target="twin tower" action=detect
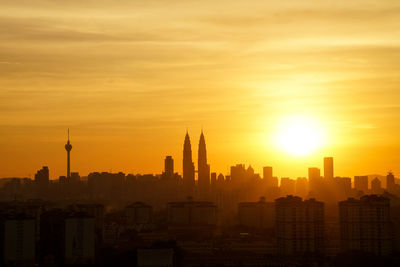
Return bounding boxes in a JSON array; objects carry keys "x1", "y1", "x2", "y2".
[{"x1": 183, "y1": 131, "x2": 210, "y2": 199}]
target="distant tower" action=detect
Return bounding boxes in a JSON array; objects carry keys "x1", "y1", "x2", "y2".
[
  {"x1": 164, "y1": 156, "x2": 174, "y2": 178},
  {"x1": 183, "y1": 131, "x2": 195, "y2": 197},
  {"x1": 65, "y1": 129, "x2": 72, "y2": 179},
  {"x1": 324, "y1": 157, "x2": 334, "y2": 180},
  {"x1": 387, "y1": 172, "x2": 395, "y2": 192},
  {"x1": 198, "y1": 130, "x2": 210, "y2": 200}
]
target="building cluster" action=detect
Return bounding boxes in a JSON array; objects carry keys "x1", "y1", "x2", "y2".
[
  {"x1": 1, "y1": 193, "x2": 400, "y2": 266},
  {"x1": 1, "y1": 131, "x2": 400, "y2": 265}
]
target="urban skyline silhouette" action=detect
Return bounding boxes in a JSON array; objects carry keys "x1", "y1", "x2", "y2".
[{"x1": 1, "y1": 0, "x2": 400, "y2": 266}]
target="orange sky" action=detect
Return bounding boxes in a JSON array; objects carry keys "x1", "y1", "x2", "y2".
[{"x1": 1, "y1": 0, "x2": 400, "y2": 179}]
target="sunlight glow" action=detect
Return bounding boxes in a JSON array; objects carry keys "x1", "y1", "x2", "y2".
[{"x1": 274, "y1": 115, "x2": 324, "y2": 157}]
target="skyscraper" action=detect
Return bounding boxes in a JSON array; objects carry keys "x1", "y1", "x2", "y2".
[
  {"x1": 324, "y1": 157, "x2": 334, "y2": 180},
  {"x1": 263, "y1": 166, "x2": 273, "y2": 187},
  {"x1": 308, "y1": 167, "x2": 321, "y2": 192},
  {"x1": 65, "y1": 129, "x2": 72, "y2": 179},
  {"x1": 339, "y1": 195, "x2": 392, "y2": 255},
  {"x1": 164, "y1": 156, "x2": 174, "y2": 178},
  {"x1": 387, "y1": 172, "x2": 395, "y2": 192},
  {"x1": 183, "y1": 131, "x2": 195, "y2": 197},
  {"x1": 198, "y1": 131, "x2": 210, "y2": 200},
  {"x1": 275, "y1": 196, "x2": 324, "y2": 255}
]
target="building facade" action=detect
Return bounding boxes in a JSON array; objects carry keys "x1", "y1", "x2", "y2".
[{"x1": 275, "y1": 195, "x2": 324, "y2": 255}]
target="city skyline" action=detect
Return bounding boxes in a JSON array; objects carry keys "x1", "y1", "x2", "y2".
[
  {"x1": 2, "y1": 0, "x2": 400, "y2": 179},
  {"x1": 3, "y1": 129, "x2": 398, "y2": 183},
  {"x1": 2, "y1": 1, "x2": 400, "y2": 266}
]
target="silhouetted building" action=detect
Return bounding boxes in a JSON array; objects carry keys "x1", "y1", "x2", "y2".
[
  {"x1": 331, "y1": 177, "x2": 352, "y2": 200},
  {"x1": 339, "y1": 195, "x2": 393, "y2": 255},
  {"x1": 0, "y1": 213, "x2": 35, "y2": 266},
  {"x1": 183, "y1": 132, "x2": 195, "y2": 197},
  {"x1": 324, "y1": 157, "x2": 334, "y2": 180},
  {"x1": 387, "y1": 172, "x2": 396, "y2": 193},
  {"x1": 198, "y1": 131, "x2": 210, "y2": 200},
  {"x1": 65, "y1": 129, "x2": 72, "y2": 179},
  {"x1": 371, "y1": 177, "x2": 383, "y2": 194},
  {"x1": 67, "y1": 203, "x2": 104, "y2": 241},
  {"x1": 238, "y1": 197, "x2": 274, "y2": 229},
  {"x1": 164, "y1": 156, "x2": 174, "y2": 179},
  {"x1": 167, "y1": 198, "x2": 217, "y2": 237},
  {"x1": 263, "y1": 166, "x2": 274, "y2": 187},
  {"x1": 34, "y1": 166, "x2": 49, "y2": 185},
  {"x1": 275, "y1": 196, "x2": 324, "y2": 255},
  {"x1": 125, "y1": 202, "x2": 153, "y2": 231},
  {"x1": 40, "y1": 210, "x2": 95, "y2": 265},
  {"x1": 231, "y1": 164, "x2": 246, "y2": 187},
  {"x1": 354, "y1": 175, "x2": 368, "y2": 193},
  {"x1": 70, "y1": 172, "x2": 80, "y2": 182},
  {"x1": 308, "y1": 167, "x2": 321, "y2": 193}
]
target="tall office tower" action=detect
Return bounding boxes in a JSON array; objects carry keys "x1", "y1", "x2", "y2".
[
  {"x1": 308, "y1": 167, "x2": 321, "y2": 192},
  {"x1": 198, "y1": 131, "x2": 210, "y2": 200},
  {"x1": 324, "y1": 157, "x2": 334, "y2": 180},
  {"x1": 263, "y1": 166, "x2": 273, "y2": 187},
  {"x1": 371, "y1": 177, "x2": 383, "y2": 194},
  {"x1": 65, "y1": 129, "x2": 72, "y2": 179},
  {"x1": 164, "y1": 156, "x2": 174, "y2": 178},
  {"x1": 387, "y1": 172, "x2": 396, "y2": 192},
  {"x1": 339, "y1": 195, "x2": 392, "y2": 255},
  {"x1": 275, "y1": 196, "x2": 324, "y2": 255},
  {"x1": 0, "y1": 213, "x2": 35, "y2": 265},
  {"x1": 354, "y1": 175, "x2": 369, "y2": 193},
  {"x1": 230, "y1": 164, "x2": 246, "y2": 186},
  {"x1": 183, "y1": 132, "x2": 195, "y2": 197},
  {"x1": 35, "y1": 166, "x2": 49, "y2": 185}
]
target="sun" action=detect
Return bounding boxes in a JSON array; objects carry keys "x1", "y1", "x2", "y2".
[{"x1": 274, "y1": 115, "x2": 324, "y2": 157}]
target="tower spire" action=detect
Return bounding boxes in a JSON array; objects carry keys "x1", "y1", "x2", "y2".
[{"x1": 65, "y1": 129, "x2": 72, "y2": 179}]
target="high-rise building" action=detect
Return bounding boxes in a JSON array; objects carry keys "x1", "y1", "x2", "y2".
[
  {"x1": 125, "y1": 202, "x2": 153, "y2": 231},
  {"x1": 238, "y1": 197, "x2": 275, "y2": 229},
  {"x1": 275, "y1": 196, "x2": 324, "y2": 255},
  {"x1": 65, "y1": 129, "x2": 72, "y2": 179},
  {"x1": 183, "y1": 132, "x2": 195, "y2": 197},
  {"x1": 164, "y1": 156, "x2": 174, "y2": 179},
  {"x1": 308, "y1": 167, "x2": 321, "y2": 192},
  {"x1": 167, "y1": 198, "x2": 217, "y2": 237},
  {"x1": 354, "y1": 175, "x2": 369, "y2": 193},
  {"x1": 230, "y1": 164, "x2": 246, "y2": 187},
  {"x1": 324, "y1": 157, "x2": 334, "y2": 180},
  {"x1": 34, "y1": 166, "x2": 49, "y2": 185},
  {"x1": 371, "y1": 177, "x2": 383, "y2": 194},
  {"x1": 387, "y1": 172, "x2": 396, "y2": 192},
  {"x1": 40, "y1": 210, "x2": 95, "y2": 265},
  {"x1": 0, "y1": 213, "x2": 35, "y2": 266},
  {"x1": 198, "y1": 131, "x2": 210, "y2": 200},
  {"x1": 339, "y1": 195, "x2": 393, "y2": 255},
  {"x1": 263, "y1": 166, "x2": 274, "y2": 187}
]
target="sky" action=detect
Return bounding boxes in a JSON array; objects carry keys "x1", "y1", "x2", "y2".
[{"x1": 1, "y1": 0, "x2": 400, "y2": 179}]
